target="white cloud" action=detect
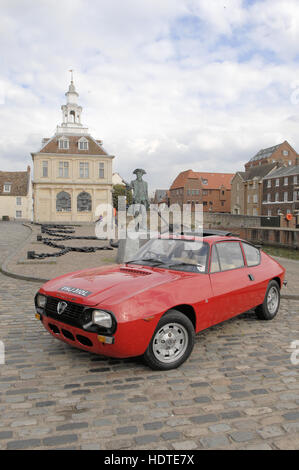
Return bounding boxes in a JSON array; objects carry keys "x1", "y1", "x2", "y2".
[
  {"x1": 187, "y1": 0, "x2": 247, "y2": 36},
  {"x1": 247, "y1": 0, "x2": 299, "y2": 60}
]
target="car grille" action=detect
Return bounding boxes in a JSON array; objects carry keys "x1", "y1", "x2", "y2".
[
  {"x1": 119, "y1": 267, "x2": 151, "y2": 275},
  {"x1": 45, "y1": 296, "x2": 85, "y2": 327}
]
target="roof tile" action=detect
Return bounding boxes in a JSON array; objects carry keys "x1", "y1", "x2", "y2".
[
  {"x1": 170, "y1": 170, "x2": 234, "y2": 190},
  {"x1": 0, "y1": 168, "x2": 30, "y2": 196},
  {"x1": 39, "y1": 135, "x2": 108, "y2": 156}
]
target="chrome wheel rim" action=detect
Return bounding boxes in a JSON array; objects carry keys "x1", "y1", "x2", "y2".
[
  {"x1": 152, "y1": 322, "x2": 188, "y2": 364},
  {"x1": 267, "y1": 286, "x2": 279, "y2": 314}
]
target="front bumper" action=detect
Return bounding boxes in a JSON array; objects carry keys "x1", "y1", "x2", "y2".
[
  {"x1": 36, "y1": 312, "x2": 157, "y2": 359},
  {"x1": 38, "y1": 314, "x2": 123, "y2": 357}
]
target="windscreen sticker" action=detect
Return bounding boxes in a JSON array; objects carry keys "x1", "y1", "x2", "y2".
[
  {"x1": 196, "y1": 265, "x2": 205, "y2": 272},
  {"x1": 59, "y1": 286, "x2": 92, "y2": 297}
]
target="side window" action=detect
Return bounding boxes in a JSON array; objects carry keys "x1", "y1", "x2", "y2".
[
  {"x1": 216, "y1": 242, "x2": 244, "y2": 271},
  {"x1": 210, "y1": 245, "x2": 221, "y2": 273},
  {"x1": 242, "y1": 243, "x2": 260, "y2": 267}
]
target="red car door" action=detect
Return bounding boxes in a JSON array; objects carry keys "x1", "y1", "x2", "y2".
[
  {"x1": 241, "y1": 242, "x2": 268, "y2": 310},
  {"x1": 209, "y1": 241, "x2": 251, "y2": 325}
]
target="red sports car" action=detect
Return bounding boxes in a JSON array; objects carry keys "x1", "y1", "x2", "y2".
[{"x1": 34, "y1": 234, "x2": 285, "y2": 370}]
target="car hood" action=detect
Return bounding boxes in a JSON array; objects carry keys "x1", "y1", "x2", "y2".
[{"x1": 41, "y1": 264, "x2": 184, "y2": 306}]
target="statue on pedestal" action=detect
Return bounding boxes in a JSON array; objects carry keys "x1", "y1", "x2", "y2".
[
  {"x1": 125, "y1": 169, "x2": 149, "y2": 231},
  {"x1": 126, "y1": 168, "x2": 149, "y2": 209}
]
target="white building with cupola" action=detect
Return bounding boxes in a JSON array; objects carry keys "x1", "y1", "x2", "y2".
[{"x1": 32, "y1": 77, "x2": 114, "y2": 223}]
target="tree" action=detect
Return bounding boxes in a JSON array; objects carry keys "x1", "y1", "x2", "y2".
[{"x1": 112, "y1": 184, "x2": 132, "y2": 209}]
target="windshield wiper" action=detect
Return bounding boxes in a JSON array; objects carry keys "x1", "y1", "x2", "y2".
[
  {"x1": 126, "y1": 258, "x2": 166, "y2": 266},
  {"x1": 167, "y1": 262, "x2": 205, "y2": 270}
]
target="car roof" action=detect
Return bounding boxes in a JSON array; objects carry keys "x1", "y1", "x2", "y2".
[
  {"x1": 189, "y1": 235, "x2": 242, "y2": 245},
  {"x1": 185, "y1": 229, "x2": 235, "y2": 237},
  {"x1": 160, "y1": 234, "x2": 243, "y2": 245}
]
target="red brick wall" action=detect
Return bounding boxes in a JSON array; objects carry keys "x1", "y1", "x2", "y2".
[{"x1": 245, "y1": 142, "x2": 298, "y2": 171}]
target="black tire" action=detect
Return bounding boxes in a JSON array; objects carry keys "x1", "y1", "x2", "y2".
[
  {"x1": 143, "y1": 310, "x2": 195, "y2": 370},
  {"x1": 256, "y1": 280, "x2": 280, "y2": 320}
]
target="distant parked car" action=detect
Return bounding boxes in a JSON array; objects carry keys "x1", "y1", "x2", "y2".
[{"x1": 34, "y1": 233, "x2": 285, "y2": 370}]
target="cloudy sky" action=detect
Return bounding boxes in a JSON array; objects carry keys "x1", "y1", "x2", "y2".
[{"x1": 1, "y1": 0, "x2": 299, "y2": 191}]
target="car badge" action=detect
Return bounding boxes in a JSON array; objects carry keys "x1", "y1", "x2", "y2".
[{"x1": 57, "y1": 301, "x2": 68, "y2": 315}]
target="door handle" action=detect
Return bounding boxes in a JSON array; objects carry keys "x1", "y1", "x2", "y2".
[{"x1": 248, "y1": 274, "x2": 254, "y2": 281}]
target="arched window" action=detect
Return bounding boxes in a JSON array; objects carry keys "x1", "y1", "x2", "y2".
[
  {"x1": 70, "y1": 110, "x2": 75, "y2": 123},
  {"x1": 56, "y1": 191, "x2": 71, "y2": 212},
  {"x1": 77, "y1": 192, "x2": 91, "y2": 212}
]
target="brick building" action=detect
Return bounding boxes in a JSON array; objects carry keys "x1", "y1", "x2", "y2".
[
  {"x1": 153, "y1": 189, "x2": 169, "y2": 206},
  {"x1": 245, "y1": 140, "x2": 298, "y2": 171},
  {"x1": 231, "y1": 162, "x2": 278, "y2": 216},
  {"x1": 261, "y1": 165, "x2": 299, "y2": 217},
  {"x1": 169, "y1": 170, "x2": 233, "y2": 212}
]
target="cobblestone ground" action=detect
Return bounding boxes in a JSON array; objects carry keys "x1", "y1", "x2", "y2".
[
  {"x1": 5, "y1": 223, "x2": 117, "y2": 281},
  {"x1": 0, "y1": 223, "x2": 299, "y2": 450}
]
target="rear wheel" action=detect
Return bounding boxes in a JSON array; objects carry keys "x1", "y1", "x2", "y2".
[
  {"x1": 256, "y1": 280, "x2": 280, "y2": 320},
  {"x1": 143, "y1": 310, "x2": 195, "y2": 370}
]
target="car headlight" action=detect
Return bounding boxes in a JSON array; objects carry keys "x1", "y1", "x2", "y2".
[
  {"x1": 36, "y1": 294, "x2": 47, "y2": 308},
  {"x1": 92, "y1": 310, "x2": 112, "y2": 328}
]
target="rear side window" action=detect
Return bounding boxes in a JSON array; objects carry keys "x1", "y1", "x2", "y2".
[
  {"x1": 213, "y1": 242, "x2": 245, "y2": 271},
  {"x1": 242, "y1": 243, "x2": 260, "y2": 267},
  {"x1": 210, "y1": 245, "x2": 221, "y2": 273}
]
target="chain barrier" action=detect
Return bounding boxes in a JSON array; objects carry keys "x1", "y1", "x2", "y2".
[{"x1": 28, "y1": 224, "x2": 114, "y2": 259}]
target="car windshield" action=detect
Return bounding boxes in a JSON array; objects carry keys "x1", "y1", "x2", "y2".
[{"x1": 127, "y1": 238, "x2": 209, "y2": 273}]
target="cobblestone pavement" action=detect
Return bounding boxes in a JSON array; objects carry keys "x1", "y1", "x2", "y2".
[
  {"x1": 0, "y1": 222, "x2": 30, "y2": 265},
  {"x1": 4, "y1": 223, "x2": 117, "y2": 281},
  {"x1": 274, "y1": 256, "x2": 299, "y2": 297},
  {"x1": 0, "y1": 223, "x2": 299, "y2": 450}
]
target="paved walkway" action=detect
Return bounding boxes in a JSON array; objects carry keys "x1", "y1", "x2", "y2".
[
  {"x1": 273, "y1": 257, "x2": 299, "y2": 298},
  {"x1": 2, "y1": 223, "x2": 117, "y2": 282},
  {"x1": 0, "y1": 222, "x2": 30, "y2": 264},
  {"x1": 0, "y1": 222, "x2": 299, "y2": 450}
]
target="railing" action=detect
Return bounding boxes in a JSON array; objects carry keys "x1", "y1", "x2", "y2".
[{"x1": 260, "y1": 216, "x2": 280, "y2": 227}]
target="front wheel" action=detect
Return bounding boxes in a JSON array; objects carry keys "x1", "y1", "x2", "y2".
[
  {"x1": 143, "y1": 310, "x2": 195, "y2": 370},
  {"x1": 256, "y1": 280, "x2": 280, "y2": 320}
]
